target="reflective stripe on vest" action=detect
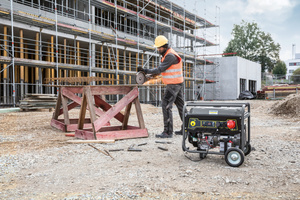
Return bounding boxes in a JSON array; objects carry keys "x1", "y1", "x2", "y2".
[{"x1": 161, "y1": 48, "x2": 183, "y2": 85}]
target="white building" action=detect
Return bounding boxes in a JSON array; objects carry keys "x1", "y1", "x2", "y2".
[
  {"x1": 285, "y1": 53, "x2": 300, "y2": 79},
  {"x1": 205, "y1": 56, "x2": 262, "y2": 100}
]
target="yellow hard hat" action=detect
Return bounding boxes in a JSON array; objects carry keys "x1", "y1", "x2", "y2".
[{"x1": 153, "y1": 35, "x2": 168, "y2": 47}]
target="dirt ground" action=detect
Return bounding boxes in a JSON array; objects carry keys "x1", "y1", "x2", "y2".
[{"x1": 0, "y1": 100, "x2": 299, "y2": 200}]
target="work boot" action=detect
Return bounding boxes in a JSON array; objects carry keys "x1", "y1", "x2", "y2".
[
  {"x1": 175, "y1": 129, "x2": 183, "y2": 135},
  {"x1": 155, "y1": 132, "x2": 173, "y2": 138}
]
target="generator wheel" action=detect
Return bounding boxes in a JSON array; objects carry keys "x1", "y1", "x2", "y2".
[
  {"x1": 225, "y1": 148, "x2": 244, "y2": 167},
  {"x1": 244, "y1": 143, "x2": 252, "y2": 156},
  {"x1": 199, "y1": 153, "x2": 207, "y2": 159}
]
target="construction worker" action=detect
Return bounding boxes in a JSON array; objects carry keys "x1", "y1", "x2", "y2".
[{"x1": 138, "y1": 35, "x2": 184, "y2": 138}]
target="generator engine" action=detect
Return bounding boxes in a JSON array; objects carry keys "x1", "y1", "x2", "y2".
[{"x1": 182, "y1": 102, "x2": 251, "y2": 167}]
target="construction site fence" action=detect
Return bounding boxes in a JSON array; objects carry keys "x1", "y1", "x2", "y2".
[{"x1": 262, "y1": 73, "x2": 300, "y2": 86}]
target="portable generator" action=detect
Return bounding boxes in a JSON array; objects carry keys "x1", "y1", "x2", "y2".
[{"x1": 182, "y1": 102, "x2": 251, "y2": 167}]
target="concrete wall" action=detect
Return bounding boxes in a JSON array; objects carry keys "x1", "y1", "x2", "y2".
[{"x1": 206, "y1": 56, "x2": 261, "y2": 100}]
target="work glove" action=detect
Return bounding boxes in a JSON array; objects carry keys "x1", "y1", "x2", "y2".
[{"x1": 138, "y1": 67, "x2": 148, "y2": 74}]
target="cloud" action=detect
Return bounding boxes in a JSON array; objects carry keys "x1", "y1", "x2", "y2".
[
  {"x1": 245, "y1": 0, "x2": 293, "y2": 14},
  {"x1": 244, "y1": 0, "x2": 298, "y2": 22}
]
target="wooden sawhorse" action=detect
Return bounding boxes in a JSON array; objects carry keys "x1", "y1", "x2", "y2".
[
  {"x1": 75, "y1": 86, "x2": 148, "y2": 140},
  {"x1": 51, "y1": 86, "x2": 110, "y2": 132}
]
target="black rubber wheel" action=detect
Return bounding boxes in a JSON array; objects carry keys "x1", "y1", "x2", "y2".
[
  {"x1": 199, "y1": 153, "x2": 207, "y2": 159},
  {"x1": 244, "y1": 143, "x2": 252, "y2": 156},
  {"x1": 225, "y1": 148, "x2": 244, "y2": 167}
]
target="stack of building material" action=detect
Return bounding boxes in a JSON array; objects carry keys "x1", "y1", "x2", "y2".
[
  {"x1": 263, "y1": 84, "x2": 300, "y2": 99},
  {"x1": 20, "y1": 94, "x2": 57, "y2": 111}
]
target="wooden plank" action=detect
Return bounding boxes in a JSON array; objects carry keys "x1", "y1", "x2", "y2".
[
  {"x1": 124, "y1": 49, "x2": 126, "y2": 84},
  {"x1": 64, "y1": 39, "x2": 67, "y2": 77},
  {"x1": 108, "y1": 47, "x2": 111, "y2": 84},
  {"x1": 265, "y1": 90, "x2": 298, "y2": 94},
  {"x1": 129, "y1": 51, "x2": 131, "y2": 84},
  {"x1": 117, "y1": 48, "x2": 119, "y2": 85},
  {"x1": 51, "y1": 36, "x2": 55, "y2": 80},
  {"x1": 84, "y1": 87, "x2": 97, "y2": 139},
  {"x1": 93, "y1": 87, "x2": 139, "y2": 132},
  {"x1": 62, "y1": 87, "x2": 108, "y2": 117},
  {"x1": 78, "y1": 90, "x2": 88, "y2": 130},
  {"x1": 65, "y1": 87, "x2": 84, "y2": 94},
  {"x1": 20, "y1": 29, "x2": 24, "y2": 81},
  {"x1": 94, "y1": 95, "x2": 124, "y2": 123},
  {"x1": 77, "y1": 41, "x2": 81, "y2": 77},
  {"x1": 134, "y1": 97, "x2": 145, "y2": 129},
  {"x1": 122, "y1": 102, "x2": 132, "y2": 130},
  {"x1": 53, "y1": 88, "x2": 62, "y2": 119},
  {"x1": 58, "y1": 101, "x2": 79, "y2": 115},
  {"x1": 3, "y1": 26, "x2": 8, "y2": 79},
  {"x1": 51, "y1": 119, "x2": 66, "y2": 132},
  {"x1": 61, "y1": 93, "x2": 70, "y2": 125},
  {"x1": 89, "y1": 85, "x2": 132, "y2": 95},
  {"x1": 66, "y1": 140, "x2": 115, "y2": 144},
  {"x1": 75, "y1": 128, "x2": 148, "y2": 140},
  {"x1": 67, "y1": 123, "x2": 92, "y2": 132},
  {"x1": 101, "y1": 44, "x2": 103, "y2": 84}
]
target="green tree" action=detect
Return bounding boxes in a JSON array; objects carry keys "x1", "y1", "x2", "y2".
[
  {"x1": 291, "y1": 68, "x2": 300, "y2": 83},
  {"x1": 273, "y1": 60, "x2": 287, "y2": 76},
  {"x1": 224, "y1": 20, "x2": 280, "y2": 72}
]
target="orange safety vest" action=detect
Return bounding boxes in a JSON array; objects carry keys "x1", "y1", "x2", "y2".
[{"x1": 161, "y1": 48, "x2": 184, "y2": 85}]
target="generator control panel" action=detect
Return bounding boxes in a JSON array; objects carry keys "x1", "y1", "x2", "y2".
[{"x1": 187, "y1": 118, "x2": 239, "y2": 134}]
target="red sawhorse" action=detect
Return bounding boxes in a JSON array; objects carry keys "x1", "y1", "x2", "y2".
[
  {"x1": 51, "y1": 86, "x2": 110, "y2": 132},
  {"x1": 75, "y1": 86, "x2": 148, "y2": 140}
]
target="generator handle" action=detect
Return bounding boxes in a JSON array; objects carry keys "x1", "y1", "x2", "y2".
[{"x1": 185, "y1": 101, "x2": 250, "y2": 108}]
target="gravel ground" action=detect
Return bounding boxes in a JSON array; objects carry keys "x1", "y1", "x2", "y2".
[{"x1": 0, "y1": 100, "x2": 299, "y2": 200}]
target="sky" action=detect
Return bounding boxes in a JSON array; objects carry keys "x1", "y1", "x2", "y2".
[{"x1": 171, "y1": 0, "x2": 300, "y2": 61}]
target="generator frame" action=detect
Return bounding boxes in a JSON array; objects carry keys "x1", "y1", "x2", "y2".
[{"x1": 182, "y1": 102, "x2": 251, "y2": 167}]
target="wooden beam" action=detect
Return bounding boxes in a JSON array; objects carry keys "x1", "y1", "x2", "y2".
[
  {"x1": 59, "y1": 46, "x2": 62, "y2": 78},
  {"x1": 124, "y1": 49, "x2": 126, "y2": 84},
  {"x1": 134, "y1": 97, "x2": 145, "y2": 129},
  {"x1": 51, "y1": 36, "x2": 54, "y2": 79},
  {"x1": 78, "y1": 90, "x2": 88, "y2": 130},
  {"x1": 61, "y1": 87, "x2": 108, "y2": 118},
  {"x1": 24, "y1": 45, "x2": 29, "y2": 83},
  {"x1": 3, "y1": 26, "x2": 7, "y2": 79},
  {"x1": 35, "y1": 32, "x2": 39, "y2": 81},
  {"x1": 93, "y1": 87, "x2": 139, "y2": 132},
  {"x1": 122, "y1": 102, "x2": 132, "y2": 130},
  {"x1": 46, "y1": 44, "x2": 50, "y2": 80},
  {"x1": 85, "y1": 87, "x2": 97, "y2": 138},
  {"x1": 76, "y1": 127, "x2": 148, "y2": 140},
  {"x1": 77, "y1": 41, "x2": 81, "y2": 77},
  {"x1": 94, "y1": 95, "x2": 124, "y2": 123},
  {"x1": 100, "y1": 44, "x2": 103, "y2": 84},
  {"x1": 64, "y1": 39, "x2": 67, "y2": 77},
  {"x1": 108, "y1": 47, "x2": 111, "y2": 84},
  {"x1": 61, "y1": 92, "x2": 70, "y2": 125},
  {"x1": 20, "y1": 29, "x2": 24, "y2": 81},
  {"x1": 53, "y1": 88, "x2": 62, "y2": 120},
  {"x1": 136, "y1": 52, "x2": 138, "y2": 72},
  {"x1": 129, "y1": 51, "x2": 131, "y2": 84},
  {"x1": 58, "y1": 101, "x2": 79, "y2": 116},
  {"x1": 117, "y1": 48, "x2": 119, "y2": 85},
  {"x1": 89, "y1": 86, "x2": 132, "y2": 95}
]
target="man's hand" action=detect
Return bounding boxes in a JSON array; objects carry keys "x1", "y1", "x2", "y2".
[{"x1": 138, "y1": 67, "x2": 148, "y2": 74}]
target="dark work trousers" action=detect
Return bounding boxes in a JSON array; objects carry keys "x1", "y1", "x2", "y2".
[{"x1": 162, "y1": 83, "x2": 184, "y2": 134}]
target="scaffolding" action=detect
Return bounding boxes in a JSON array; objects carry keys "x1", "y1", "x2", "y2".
[{"x1": 0, "y1": 0, "x2": 219, "y2": 107}]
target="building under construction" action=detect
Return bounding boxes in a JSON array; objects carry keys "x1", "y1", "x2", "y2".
[{"x1": 0, "y1": 0, "x2": 219, "y2": 106}]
